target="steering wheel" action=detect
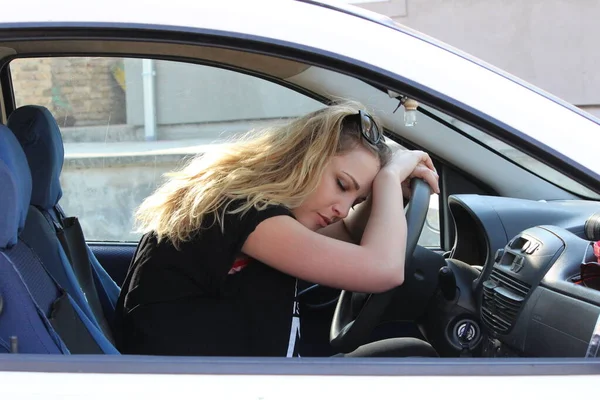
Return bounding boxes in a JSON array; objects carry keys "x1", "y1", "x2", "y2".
[{"x1": 330, "y1": 178, "x2": 431, "y2": 353}]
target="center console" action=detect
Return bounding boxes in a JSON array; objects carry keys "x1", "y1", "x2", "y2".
[{"x1": 477, "y1": 225, "x2": 600, "y2": 357}]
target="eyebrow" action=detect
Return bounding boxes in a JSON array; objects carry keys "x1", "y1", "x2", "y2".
[{"x1": 342, "y1": 171, "x2": 360, "y2": 191}]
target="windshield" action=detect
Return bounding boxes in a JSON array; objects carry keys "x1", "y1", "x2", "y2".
[{"x1": 420, "y1": 105, "x2": 600, "y2": 199}]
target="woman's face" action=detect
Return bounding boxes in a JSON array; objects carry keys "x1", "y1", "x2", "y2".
[{"x1": 292, "y1": 145, "x2": 380, "y2": 231}]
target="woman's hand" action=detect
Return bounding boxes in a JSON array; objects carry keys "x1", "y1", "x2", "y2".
[
  {"x1": 381, "y1": 150, "x2": 439, "y2": 195},
  {"x1": 401, "y1": 163, "x2": 440, "y2": 198}
]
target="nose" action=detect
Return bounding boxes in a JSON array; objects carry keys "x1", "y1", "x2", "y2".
[{"x1": 332, "y1": 201, "x2": 352, "y2": 220}]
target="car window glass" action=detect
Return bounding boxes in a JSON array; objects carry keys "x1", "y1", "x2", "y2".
[
  {"x1": 10, "y1": 56, "x2": 440, "y2": 248},
  {"x1": 421, "y1": 105, "x2": 598, "y2": 199},
  {"x1": 10, "y1": 57, "x2": 324, "y2": 241}
]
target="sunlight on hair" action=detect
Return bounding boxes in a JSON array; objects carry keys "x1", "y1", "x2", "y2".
[{"x1": 134, "y1": 100, "x2": 391, "y2": 248}]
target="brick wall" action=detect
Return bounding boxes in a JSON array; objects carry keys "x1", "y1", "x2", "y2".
[
  {"x1": 11, "y1": 57, "x2": 126, "y2": 127},
  {"x1": 11, "y1": 58, "x2": 53, "y2": 110}
]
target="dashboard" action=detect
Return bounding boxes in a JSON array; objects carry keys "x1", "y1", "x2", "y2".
[{"x1": 439, "y1": 195, "x2": 600, "y2": 357}]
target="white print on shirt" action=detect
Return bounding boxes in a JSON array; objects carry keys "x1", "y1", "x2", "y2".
[{"x1": 286, "y1": 280, "x2": 301, "y2": 358}]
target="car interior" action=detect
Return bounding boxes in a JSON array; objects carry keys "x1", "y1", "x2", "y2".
[{"x1": 0, "y1": 32, "x2": 599, "y2": 359}]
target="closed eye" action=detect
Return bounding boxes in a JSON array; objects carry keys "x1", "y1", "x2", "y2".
[{"x1": 337, "y1": 178, "x2": 347, "y2": 192}]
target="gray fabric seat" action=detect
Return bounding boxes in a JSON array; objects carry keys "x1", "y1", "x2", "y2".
[{"x1": 8, "y1": 105, "x2": 119, "y2": 343}]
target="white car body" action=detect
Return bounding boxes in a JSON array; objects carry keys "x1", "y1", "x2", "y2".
[
  {"x1": 5, "y1": 0, "x2": 598, "y2": 174},
  {"x1": 0, "y1": 0, "x2": 599, "y2": 397}
]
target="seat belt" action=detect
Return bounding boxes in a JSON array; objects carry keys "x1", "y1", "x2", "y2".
[
  {"x1": 60, "y1": 215, "x2": 115, "y2": 342},
  {"x1": 39, "y1": 208, "x2": 72, "y2": 265},
  {"x1": 55, "y1": 205, "x2": 116, "y2": 311},
  {"x1": 39, "y1": 205, "x2": 115, "y2": 342}
]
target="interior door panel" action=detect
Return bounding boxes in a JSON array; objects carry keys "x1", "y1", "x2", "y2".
[{"x1": 90, "y1": 243, "x2": 136, "y2": 287}]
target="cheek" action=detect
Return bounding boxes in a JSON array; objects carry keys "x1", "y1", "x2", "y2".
[
  {"x1": 294, "y1": 175, "x2": 338, "y2": 218},
  {"x1": 311, "y1": 178, "x2": 337, "y2": 208},
  {"x1": 293, "y1": 191, "x2": 319, "y2": 217}
]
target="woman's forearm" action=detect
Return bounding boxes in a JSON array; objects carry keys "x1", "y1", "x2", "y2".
[
  {"x1": 343, "y1": 181, "x2": 407, "y2": 244},
  {"x1": 360, "y1": 170, "x2": 407, "y2": 267}
]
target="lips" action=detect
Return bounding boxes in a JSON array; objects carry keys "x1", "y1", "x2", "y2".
[{"x1": 317, "y1": 213, "x2": 332, "y2": 228}]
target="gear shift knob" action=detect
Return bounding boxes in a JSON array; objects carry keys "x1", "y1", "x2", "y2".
[{"x1": 438, "y1": 266, "x2": 456, "y2": 301}]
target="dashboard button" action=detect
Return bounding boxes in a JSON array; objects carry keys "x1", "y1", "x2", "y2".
[
  {"x1": 494, "y1": 249, "x2": 504, "y2": 263},
  {"x1": 511, "y1": 255, "x2": 525, "y2": 273}
]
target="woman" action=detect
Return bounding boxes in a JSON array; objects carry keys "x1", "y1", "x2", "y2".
[{"x1": 114, "y1": 101, "x2": 439, "y2": 357}]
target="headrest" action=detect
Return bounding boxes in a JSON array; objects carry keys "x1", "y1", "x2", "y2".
[
  {"x1": 7, "y1": 105, "x2": 64, "y2": 210},
  {"x1": 0, "y1": 125, "x2": 33, "y2": 248}
]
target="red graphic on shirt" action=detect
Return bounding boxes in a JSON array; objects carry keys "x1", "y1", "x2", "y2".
[{"x1": 228, "y1": 256, "x2": 250, "y2": 275}]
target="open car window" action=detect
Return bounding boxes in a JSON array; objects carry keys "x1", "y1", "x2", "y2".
[
  {"x1": 10, "y1": 56, "x2": 442, "y2": 247},
  {"x1": 10, "y1": 57, "x2": 325, "y2": 241}
]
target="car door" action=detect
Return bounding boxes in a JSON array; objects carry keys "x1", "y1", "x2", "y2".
[
  {"x1": 9, "y1": 54, "x2": 452, "y2": 356},
  {"x1": 1, "y1": 0, "x2": 600, "y2": 390}
]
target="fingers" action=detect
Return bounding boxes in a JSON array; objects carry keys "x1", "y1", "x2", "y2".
[
  {"x1": 386, "y1": 150, "x2": 439, "y2": 193},
  {"x1": 410, "y1": 165, "x2": 440, "y2": 194},
  {"x1": 394, "y1": 150, "x2": 435, "y2": 173},
  {"x1": 424, "y1": 169, "x2": 440, "y2": 194},
  {"x1": 415, "y1": 151, "x2": 436, "y2": 173}
]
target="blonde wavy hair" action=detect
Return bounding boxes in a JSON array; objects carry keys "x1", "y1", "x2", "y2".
[{"x1": 135, "y1": 100, "x2": 391, "y2": 248}]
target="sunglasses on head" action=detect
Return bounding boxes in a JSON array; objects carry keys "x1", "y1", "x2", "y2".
[{"x1": 357, "y1": 110, "x2": 384, "y2": 146}]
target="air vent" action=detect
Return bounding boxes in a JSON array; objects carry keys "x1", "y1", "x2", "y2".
[{"x1": 481, "y1": 269, "x2": 531, "y2": 333}]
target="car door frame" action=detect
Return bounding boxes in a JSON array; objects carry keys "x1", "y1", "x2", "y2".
[{"x1": 0, "y1": 18, "x2": 599, "y2": 379}]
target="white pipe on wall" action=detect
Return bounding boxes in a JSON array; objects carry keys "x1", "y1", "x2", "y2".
[{"x1": 142, "y1": 59, "x2": 157, "y2": 141}]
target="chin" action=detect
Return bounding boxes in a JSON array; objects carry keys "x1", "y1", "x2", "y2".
[
  {"x1": 296, "y1": 215, "x2": 321, "y2": 231},
  {"x1": 303, "y1": 220, "x2": 320, "y2": 231}
]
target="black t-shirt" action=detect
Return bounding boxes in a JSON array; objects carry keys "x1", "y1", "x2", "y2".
[{"x1": 113, "y1": 202, "x2": 301, "y2": 357}]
